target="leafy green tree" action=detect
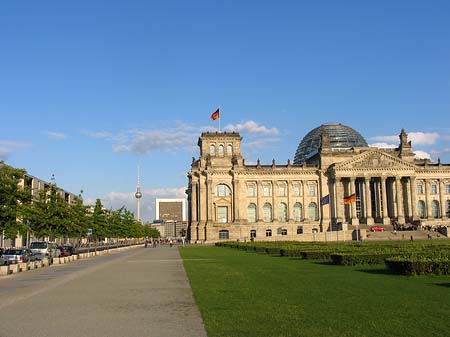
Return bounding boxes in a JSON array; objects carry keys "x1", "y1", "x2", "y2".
[
  {"x1": 28, "y1": 184, "x2": 73, "y2": 240},
  {"x1": 143, "y1": 224, "x2": 160, "y2": 238},
  {"x1": 0, "y1": 163, "x2": 32, "y2": 239},
  {"x1": 68, "y1": 194, "x2": 89, "y2": 238},
  {"x1": 91, "y1": 199, "x2": 108, "y2": 240}
]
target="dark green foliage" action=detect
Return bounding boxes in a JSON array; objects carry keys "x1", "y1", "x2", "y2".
[{"x1": 386, "y1": 256, "x2": 450, "y2": 275}]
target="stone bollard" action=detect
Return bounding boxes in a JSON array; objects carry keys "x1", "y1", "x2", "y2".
[
  {"x1": 53, "y1": 258, "x2": 60, "y2": 265},
  {"x1": 9, "y1": 264, "x2": 19, "y2": 274},
  {"x1": 42, "y1": 258, "x2": 49, "y2": 267},
  {"x1": 1, "y1": 265, "x2": 10, "y2": 276},
  {"x1": 29, "y1": 261, "x2": 36, "y2": 270},
  {"x1": 35, "y1": 260, "x2": 43, "y2": 268},
  {"x1": 19, "y1": 262, "x2": 28, "y2": 272}
]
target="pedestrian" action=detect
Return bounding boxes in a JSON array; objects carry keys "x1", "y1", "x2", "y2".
[{"x1": 145, "y1": 239, "x2": 148, "y2": 248}]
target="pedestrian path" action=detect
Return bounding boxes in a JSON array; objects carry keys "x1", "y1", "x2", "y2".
[{"x1": 0, "y1": 245, "x2": 208, "y2": 337}]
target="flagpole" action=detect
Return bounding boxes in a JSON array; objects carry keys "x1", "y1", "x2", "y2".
[{"x1": 218, "y1": 106, "x2": 221, "y2": 132}]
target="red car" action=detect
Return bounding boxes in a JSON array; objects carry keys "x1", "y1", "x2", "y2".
[{"x1": 370, "y1": 226, "x2": 384, "y2": 232}]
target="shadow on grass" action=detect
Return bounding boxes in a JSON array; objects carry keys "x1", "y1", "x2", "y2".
[
  {"x1": 435, "y1": 282, "x2": 450, "y2": 288},
  {"x1": 356, "y1": 268, "x2": 394, "y2": 275}
]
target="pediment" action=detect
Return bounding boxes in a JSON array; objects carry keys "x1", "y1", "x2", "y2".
[{"x1": 333, "y1": 150, "x2": 416, "y2": 172}]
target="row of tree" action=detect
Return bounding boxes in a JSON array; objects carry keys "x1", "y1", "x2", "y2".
[{"x1": 0, "y1": 163, "x2": 160, "y2": 243}]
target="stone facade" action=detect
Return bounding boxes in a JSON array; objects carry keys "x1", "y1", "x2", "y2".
[{"x1": 186, "y1": 128, "x2": 450, "y2": 243}]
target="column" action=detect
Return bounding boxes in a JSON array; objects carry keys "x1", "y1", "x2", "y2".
[
  {"x1": 257, "y1": 181, "x2": 263, "y2": 222},
  {"x1": 302, "y1": 181, "x2": 306, "y2": 221},
  {"x1": 335, "y1": 178, "x2": 344, "y2": 223},
  {"x1": 410, "y1": 177, "x2": 417, "y2": 221},
  {"x1": 197, "y1": 176, "x2": 206, "y2": 242},
  {"x1": 425, "y1": 180, "x2": 431, "y2": 219},
  {"x1": 396, "y1": 176, "x2": 405, "y2": 224},
  {"x1": 233, "y1": 178, "x2": 240, "y2": 223},
  {"x1": 350, "y1": 178, "x2": 359, "y2": 225},
  {"x1": 404, "y1": 177, "x2": 411, "y2": 221},
  {"x1": 191, "y1": 180, "x2": 198, "y2": 241},
  {"x1": 365, "y1": 177, "x2": 374, "y2": 225},
  {"x1": 439, "y1": 179, "x2": 446, "y2": 219},
  {"x1": 381, "y1": 176, "x2": 390, "y2": 225}
]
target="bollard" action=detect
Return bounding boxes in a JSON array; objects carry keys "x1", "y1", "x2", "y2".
[
  {"x1": 1, "y1": 265, "x2": 10, "y2": 276},
  {"x1": 19, "y1": 262, "x2": 28, "y2": 272}
]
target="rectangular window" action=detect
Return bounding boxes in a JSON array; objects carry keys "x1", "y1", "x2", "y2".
[
  {"x1": 265, "y1": 229, "x2": 272, "y2": 237},
  {"x1": 281, "y1": 229, "x2": 288, "y2": 235},
  {"x1": 417, "y1": 184, "x2": 423, "y2": 194},
  {"x1": 248, "y1": 185, "x2": 255, "y2": 197},
  {"x1": 297, "y1": 226, "x2": 303, "y2": 235},
  {"x1": 293, "y1": 185, "x2": 300, "y2": 196},
  {"x1": 309, "y1": 185, "x2": 316, "y2": 196},
  {"x1": 217, "y1": 206, "x2": 228, "y2": 223},
  {"x1": 446, "y1": 184, "x2": 450, "y2": 194},
  {"x1": 431, "y1": 184, "x2": 437, "y2": 194},
  {"x1": 263, "y1": 186, "x2": 271, "y2": 197},
  {"x1": 219, "y1": 231, "x2": 229, "y2": 240},
  {"x1": 279, "y1": 186, "x2": 286, "y2": 196}
]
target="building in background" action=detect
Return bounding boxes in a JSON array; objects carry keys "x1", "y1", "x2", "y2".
[
  {"x1": 155, "y1": 198, "x2": 187, "y2": 238},
  {"x1": 187, "y1": 125, "x2": 450, "y2": 243},
  {"x1": 0, "y1": 162, "x2": 79, "y2": 248}
]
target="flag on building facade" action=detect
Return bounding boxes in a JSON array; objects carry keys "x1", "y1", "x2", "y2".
[
  {"x1": 211, "y1": 108, "x2": 220, "y2": 121},
  {"x1": 320, "y1": 194, "x2": 330, "y2": 206},
  {"x1": 343, "y1": 193, "x2": 356, "y2": 205}
]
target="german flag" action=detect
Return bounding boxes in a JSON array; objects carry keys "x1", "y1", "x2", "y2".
[
  {"x1": 344, "y1": 193, "x2": 356, "y2": 205},
  {"x1": 211, "y1": 108, "x2": 220, "y2": 121}
]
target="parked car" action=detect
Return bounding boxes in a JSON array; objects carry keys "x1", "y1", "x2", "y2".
[
  {"x1": 2, "y1": 248, "x2": 37, "y2": 265},
  {"x1": 29, "y1": 241, "x2": 61, "y2": 260},
  {"x1": 370, "y1": 226, "x2": 385, "y2": 232},
  {"x1": 59, "y1": 245, "x2": 75, "y2": 257}
]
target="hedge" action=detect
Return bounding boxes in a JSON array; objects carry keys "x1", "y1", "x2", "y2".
[{"x1": 385, "y1": 257, "x2": 450, "y2": 275}]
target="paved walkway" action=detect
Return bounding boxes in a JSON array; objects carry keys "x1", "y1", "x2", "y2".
[{"x1": 0, "y1": 245, "x2": 208, "y2": 337}]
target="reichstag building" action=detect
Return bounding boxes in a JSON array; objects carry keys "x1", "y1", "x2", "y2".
[{"x1": 186, "y1": 124, "x2": 450, "y2": 243}]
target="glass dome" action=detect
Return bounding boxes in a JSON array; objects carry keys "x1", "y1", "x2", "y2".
[{"x1": 294, "y1": 123, "x2": 368, "y2": 164}]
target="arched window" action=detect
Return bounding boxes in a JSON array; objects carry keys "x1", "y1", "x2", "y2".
[
  {"x1": 431, "y1": 200, "x2": 440, "y2": 218},
  {"x1": 263, "y1": 203, "x2": 272, "y2": 222},
  {"x1": 210, "y1": 144, "x2": 215, "y2": 155},
  {"x1": 218, "y1": 144, "x2": 224, "y2": 155},
  {"x1": 294, "y1": 203, "x2": 302, "y2": 221},
  {"x1": 227, "y1": 144, "x2": 233, "y2": 154},
  {"x1": 418, "y1": 200, "x2": 426, "y2": 219},
  {"x1": 278, "y1": 203, "x2": 287, "y2": 222},
  {"x1": 219, "y1": 230, "x2": 229, "y2": 240},
  {"x1": 247, "y1": 203, "x2": 257, "y2": 223},
  {"x1": 308, "y1": 202, "x2": 318, "y2": 221},
  {"x1": 216, "y1": 184, "x2": 231, "y2": 197}
]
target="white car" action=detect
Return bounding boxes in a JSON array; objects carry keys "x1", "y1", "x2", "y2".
[{"x1": 29, "y1": 241, "x2": 61, "y2": 260}]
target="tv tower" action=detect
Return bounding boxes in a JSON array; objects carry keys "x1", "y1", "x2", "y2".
[{"x1": 135, "y1": 164, "x2": 142, "y2": 222}]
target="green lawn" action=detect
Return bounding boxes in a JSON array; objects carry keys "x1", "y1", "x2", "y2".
[{"x1": 180, "y1": 246, "x2": 450, "y2": 337}]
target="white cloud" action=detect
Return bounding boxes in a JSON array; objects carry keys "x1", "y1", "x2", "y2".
[
  {"x1": 369, "y1": 142, "x2": 397, "y2": 148},
  {"x1": 83, "y1": 120, "x2": 281, "y2": 156},
  {"x1": 47, "y1": 131, "x2": 67, "y2": 140},
  {"x1": 224, "y1": 120, "x2": 279, "y2": 135},
  {"x1": 82, "y1": 130, "x2": 114, "y2": 139},
  {"x1": 85, "y1": 187, "x2": 186, "y2": 223},
  {"x1": 0, "y1": 140, "x2": 30, "y2": 160},
  {"x1": 408, "y1": 132, "x2": 439, "y2": 145},
  {"x1": 370, "y1": 136, "x2": 398, "y2": 143},
  {"x1": 370, "y1": 132, "x2": 440, "y2": 146},
  {"x1": 414, "y1": 150, "x2": 431, "y2": 160}
]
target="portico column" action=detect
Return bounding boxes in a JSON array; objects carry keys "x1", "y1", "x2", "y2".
[
  {"x1": 257, "y1": 181, "x2": 263, "y2": 222},
  {"x1": 335, "y1": 178, "x2": 344, "y2": 224},
  {"x1": 405, "y1": 177, "x2": 412, "y2": 221},
  {"x1": 197, "y1": 176, "x2": 207, "y2": 242},
  {"x1": 302, "y1": 181, "x2": 306, "y2": 221},
  {"x1": 191, "y1": 181, "x2": 198, "y2": 241},
  {"x1": 233, "y1": 178, "x2": 240, "y2": 223},
  {"x1": 365, "y1": 177, "x2": 374, "y2": 225},
  {"x1": 425, "y1": 180, "x2": 431, "y2": 219},
  {"x1": 410, "y1": 177, "x2": 417, "y2": 220},
  {"x1": 396, "y1": 176, "x2": 405, "y2": 224},
  {"x1": 439, "y1": 179, "x2": 446, "y2": 219},
  {"x1": 350, "y1": 177, "x2": 359, "y2": 225},
  {"x1": 381, "y1": 176, "x2": 390, "y2": 225}
]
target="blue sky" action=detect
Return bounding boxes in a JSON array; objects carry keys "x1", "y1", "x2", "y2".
[{"x1": 1, "y1": 0, "x2": 450, "y2": 222}]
